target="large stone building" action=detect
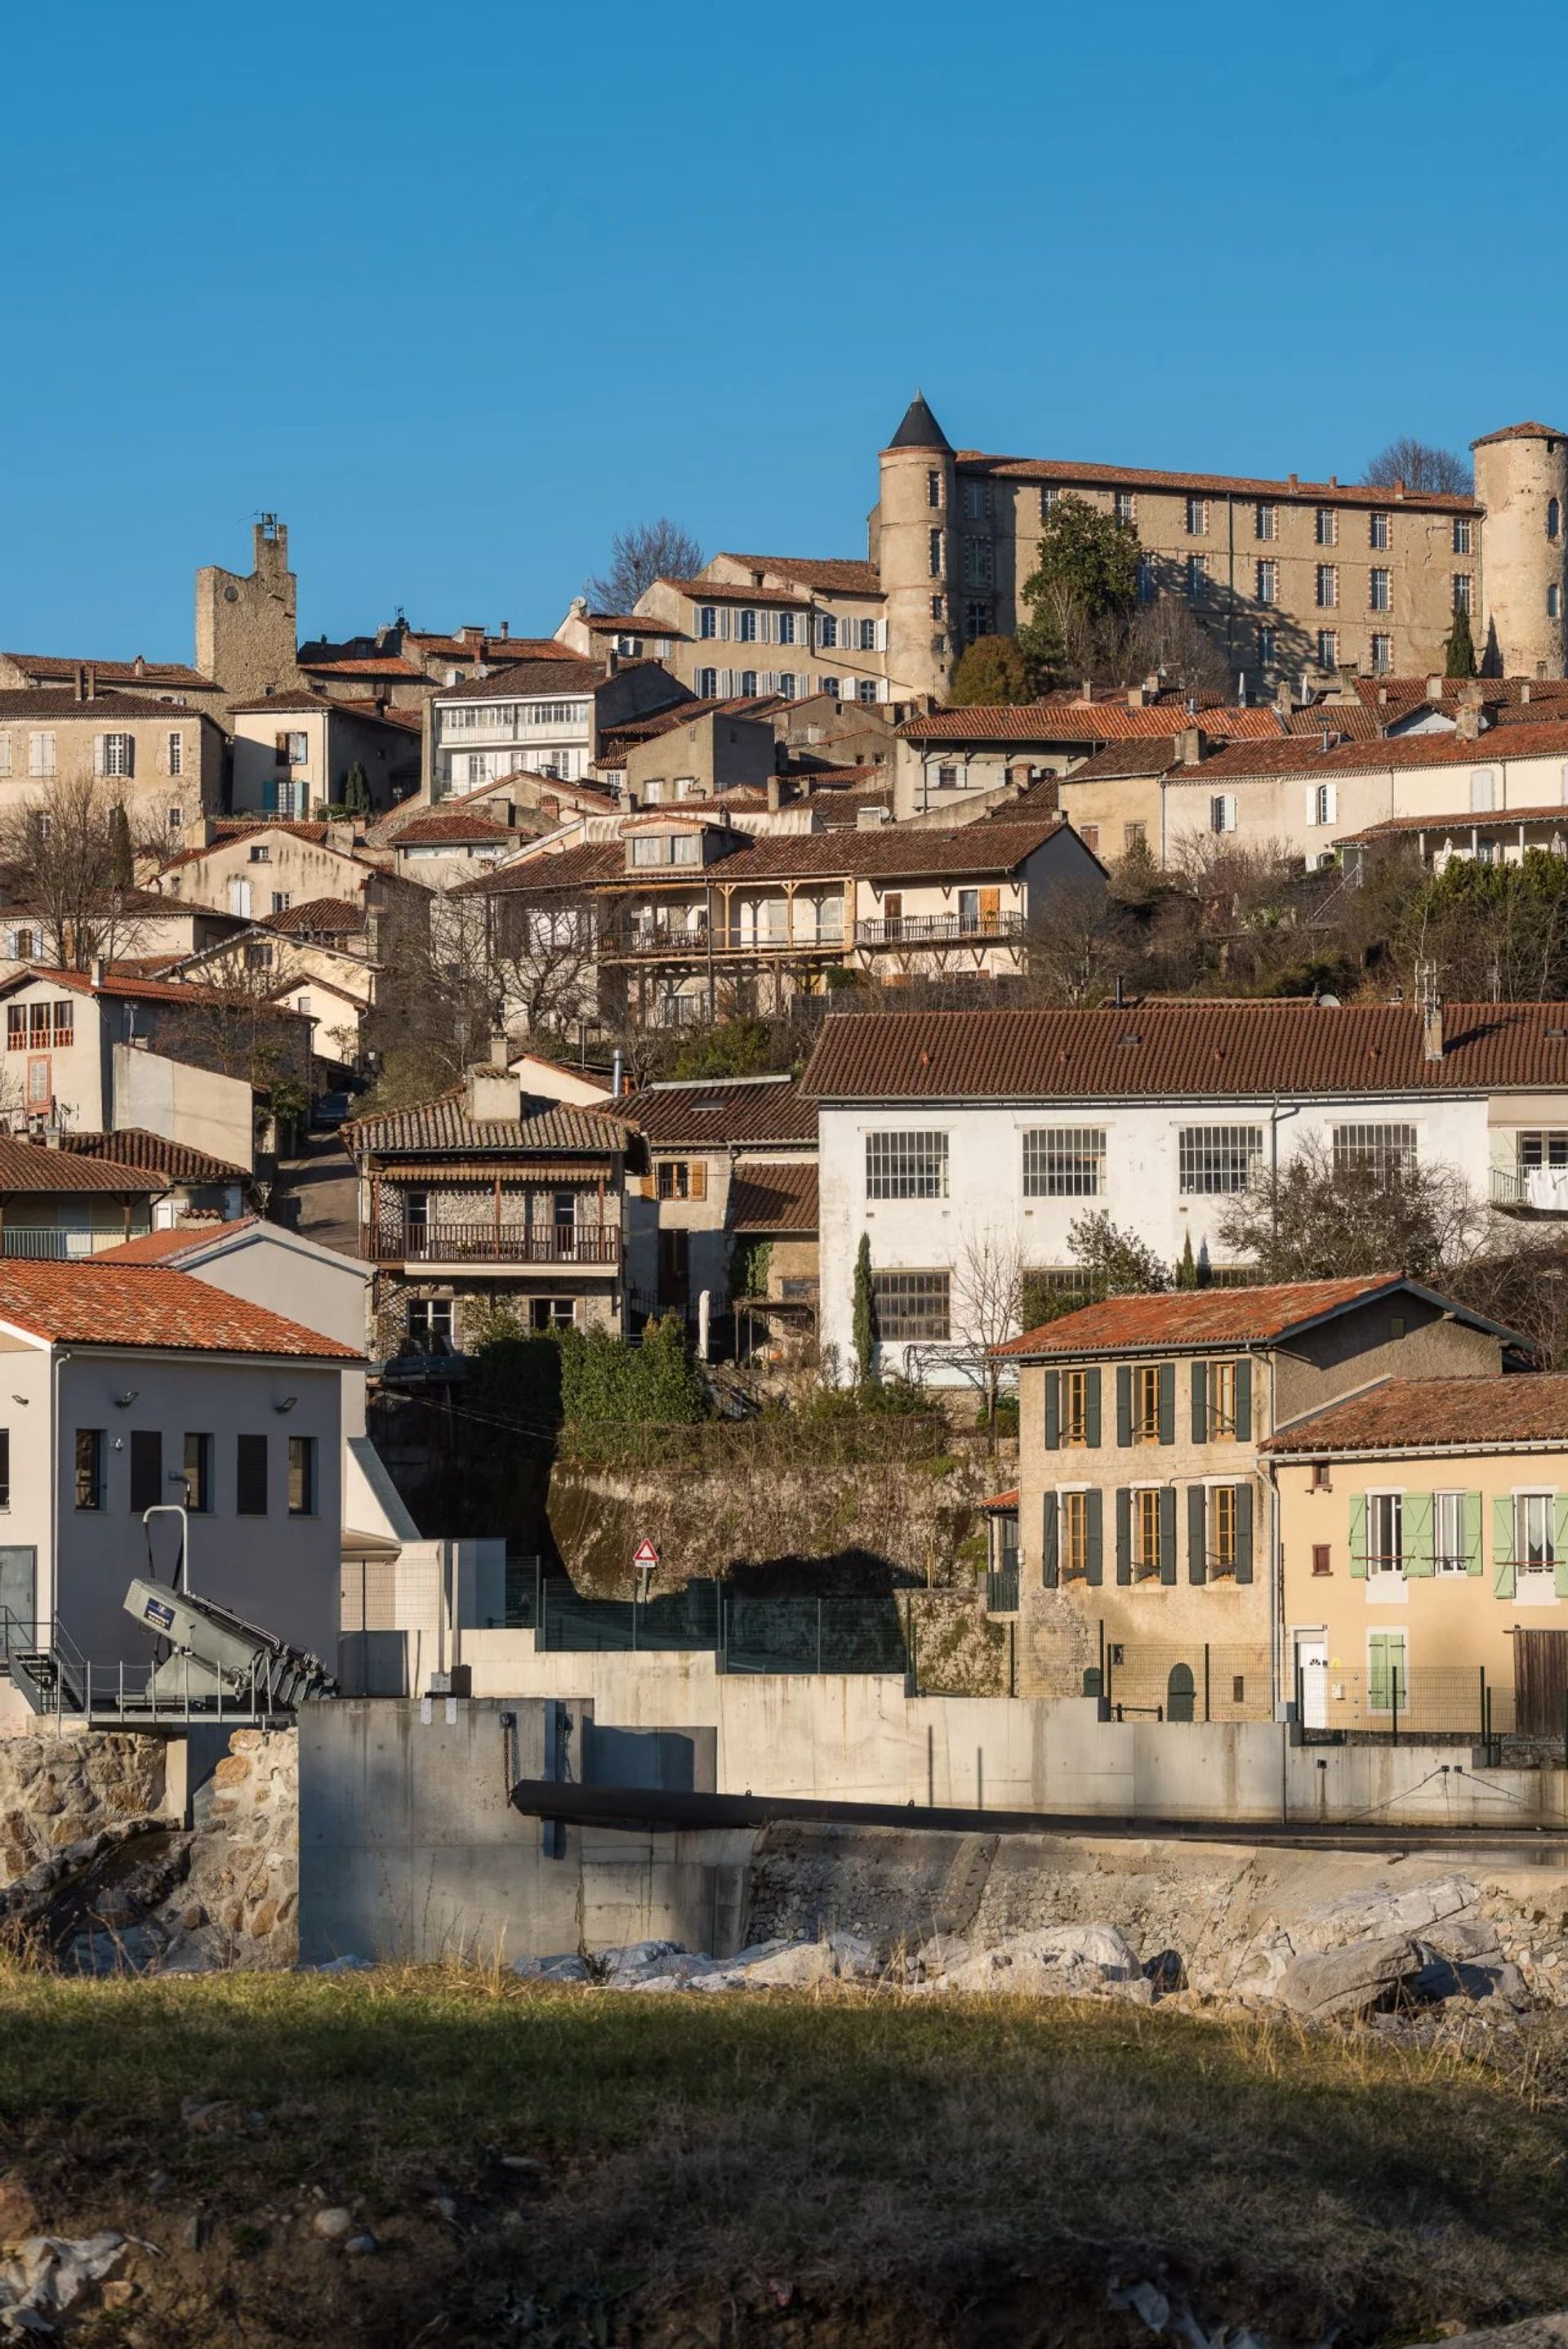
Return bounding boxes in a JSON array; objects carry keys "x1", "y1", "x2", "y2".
[{"x1": 635, "y1": 399, "x2": 1568, "y2": 711}]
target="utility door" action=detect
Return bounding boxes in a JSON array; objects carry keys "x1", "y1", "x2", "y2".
[{"x1": 1293, "y1": 1628, "x2": 1329, "y2": 1728}]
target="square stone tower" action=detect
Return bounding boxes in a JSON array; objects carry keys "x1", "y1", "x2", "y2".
[{"x1": 194, "y1": 515, "x2": 301, "y2": 707}]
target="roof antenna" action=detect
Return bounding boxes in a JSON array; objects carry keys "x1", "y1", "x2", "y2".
[{"x1": 1114, "y1": 973, "x2": 1124, "y2": 1010}]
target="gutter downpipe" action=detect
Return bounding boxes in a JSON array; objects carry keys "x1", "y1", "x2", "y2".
[
  {"x1": 1268, "y1": 1099, "x2": 1301, "y2": 1251},
  {"x1": 49, "y1": 1346, "x2": 72, "y2": 1667}
]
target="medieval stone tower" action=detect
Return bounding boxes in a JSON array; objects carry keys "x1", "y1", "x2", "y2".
[
  {"x1": 875, "y1": 393, "x2": 956, "y2": 703},
  {"x1": 1471, "y1": 424, "x2": 1568, "y2": 680},
  {"x1": 194, "y1": 515, "x2": 301, "y2": 708}
]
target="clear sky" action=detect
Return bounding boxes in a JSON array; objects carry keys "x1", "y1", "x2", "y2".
[{"x1": 7, "y1": 0, "x2": 1566, "y2": 662}]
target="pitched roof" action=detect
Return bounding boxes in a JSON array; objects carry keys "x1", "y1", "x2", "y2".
[
  {"x1": 1341, "y1": 805, "x2": 1568, "y2": 846},
  {"x1": 342, "y1": 1088, "x2": 634, "y2": 1157},
  {"x1": 263, "y1": 897, "x2": 369, "y2": 935},
  {"x1": 403, "y1": 631, "x2": 567, "y2": 664},
  {"x1": 695, "y1": 814, "x2": 1069, "y2": 884},
  {"x1": 715, "y1": 555, "x2": 881, "y2": 596},
  {"x1": 958, "y1": 452, "x2": 1479, "y2": 515},
  {"x1": 1472, "y1": 421, "x2": 1568, "y2": 447},
  {"x1": 1262, "y1": 1373, "x2": 1568, "y2": 1455},
  {"x1": 1058, "y1": 736, "x2": 1190, "y2": 783},
  {"x1": 157, "y1": 820, "x2": 338, "y2": 871},
  {"x1": 94, "y1": 1218, "x2": 260, "y2": 1263},
  {"x1": 657, "y1": 578, "x2": 813, "y2": 611},
  {"x1": 0, "y1": 965, "x2": 302, "y2": 1014},
  {"x1": 898, "y1": 701, "x2": 1284, "y2": 744},
  {"x1": 804, "y1": 1001, "x2": 1568, "y2": 1103},
  {"x1": 0, "y1": 655, "x2": 219, "y2": 693},
  {"x1": 391, "y1": 809, "x2": 514, "y2": 846},
  {"x1": 452, "y1": 841, "x2": 623, "y2": 897},
  {"x1": 0, "y1": 1260, "x2": 359, "y2": 1357},
  {"x1": 298, "y1": 656, "x2": 425, "y2": 680},
  {"x1": 0, "y1": 688, "x2": 223, "y2": 725},
  {"x1": 0, "y1": 1138, "x2": 164, "y2": 1195},
  {"x1": 59, "y1": 1129, "x2": 250, "y2": 1183},
  {"x1": 620, "y1": 1074, "x2": 817, "y2": 1148},
  {"x1": 997, "y1": 1275, "x2": 1433, "y2": 1358},
  {"x1": 1173, "y1": 718, "x2": 1568, "y2": 786},
  {"x1": 886, "y1": 394, "x2": 952, "y2": 453},
  {"x1": 726, "y1": 1160, "x2": 818, "y2": 1232},
  {"x1": 433, "y1": 656, "x2": 599, "y2": 706}
]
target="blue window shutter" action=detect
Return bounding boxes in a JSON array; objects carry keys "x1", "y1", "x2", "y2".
[
  {"x1": 1085, "y1": 1367, "x2": 1102, "y2": 1448},
  {"x1": 1044, "y1": 1370, "x2": 1060, "y2": 1450},
  {"x1": 262, "y1": 777, "x2": 278, "y2": 815},
  {"x1": 1115, "y1": 1489, "x2": 1132, "y2": 1584},
  {"x1": 1187, "y1": 1485, "x2": 1207, "y2": 1584},
  {"x1": 1158, "y1": 1363, "x2": 1175, "y2": 1446},
  {"x1": 1235, "y1": 1482, "x2": 1254, "y2": 1583},
  {"x1": 1041, "y1": 1491, "x2": 1058, "y2": 1588},
  {"x1": 1116, "y1": 1366, "x2": 1132, "y2": 1446},
  {"x1": 1159, "y1": 1486, "x2": 1178, "y2": 1583},
  {"x1": 1085, "y1": 1490, "x2": 1103, "y2": 1585},
  {"x1": 1191, "y1": 1362, "x2": 1207, "y2": 1443},
  {"x1": 1235, "y1": 1358, "x2": 1253, "y2": 1442}
]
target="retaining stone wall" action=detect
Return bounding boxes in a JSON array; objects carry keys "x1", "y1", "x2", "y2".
[{"x1": 0, "y1": 1732, "x2": 169, "y2": 1883}]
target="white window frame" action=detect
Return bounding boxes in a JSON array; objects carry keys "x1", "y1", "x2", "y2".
[
  {"x1": 1332, "y1": 1122, "x2": 1417, "y2": 1181},
  {"x1": 1022, "y1": 1127, "x2": 1105, "y2": 1198},
  {"x1": 1178, "y1": 1125, "x2": 1263, "y2": 1197},
  {"x1": 1369, "y1": 568, "x2": 1392, "y2": 613},
  {"x1": 1209, "y1": 792, "x2": 1237, "y2": 834},
  {"x1": 1433, "y1": 1491, "x2": 1468, "y2": 1576},
  {"x1": 866, "y1": 1130, "x2": 950, "y2": 1201},
  {"x1": 1366, "y1": 1488, "x2": 1404, "y2": 1580},
  {"x1": 1315, "y1": 564, "x2": 1338, "y2": 608},
  {"x1": 1369, "y1": 510, "x2": 1391, "y2": 550}
]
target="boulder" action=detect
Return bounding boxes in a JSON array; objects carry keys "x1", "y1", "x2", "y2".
[{"x1": 1273, "y1": 1932, "x2": 1423, "y2": 2021}]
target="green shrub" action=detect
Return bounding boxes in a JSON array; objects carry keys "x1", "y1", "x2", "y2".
[{"x1": 558, "y1": 1315, "x2": 707, "y2": 1426}]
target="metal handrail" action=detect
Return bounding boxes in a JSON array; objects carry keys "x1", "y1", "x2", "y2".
[{"x1": 366, "y1": 1222, "x2": 621, "y2": 1266}]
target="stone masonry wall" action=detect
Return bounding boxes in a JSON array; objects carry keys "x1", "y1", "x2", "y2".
[
  {"x1": 157, "y1": 1727, "x2": 299, "y2": 1969},
  {"x1": 0, "y1": 1732, "x2": 170, "y2": 1884}
]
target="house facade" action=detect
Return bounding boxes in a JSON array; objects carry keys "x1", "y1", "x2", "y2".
[
  {"x1": 0, "y1": 686, "x2": 227, "y2": 832},
  {"x1": 618, "y1": 1074, "x2": 817, "y2": 1324},
  {"x1": 804, "y1": 1000, "x2": 1568, "y2": 1384},
  {"x1": 1263, "y1": 1374, "x2": 1568, "y2": 1734},
  {"x1": 229, "y1": 691, "x2": 421, "y2": 817},
  {"x1": 997, "y1": 1277, "x2": 1511, "y2": 1706},
  {"x1": 341, "y1": 1063, "x2": 641, "y2": 1362},
  {"x1": 427, "y1": 653, "x2": 687, "y2": 800}
]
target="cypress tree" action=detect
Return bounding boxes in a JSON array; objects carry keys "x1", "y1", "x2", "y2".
[
  {"x1": 1444, "y1": 605, "x2": 1477, "y2": 679},
  {"x1": 852, "y1": 1232, "x2": 875, "y2": 1384},
  {"x1": 1176, "y1": 1232, "x2": 1198, "y2": 1290}
]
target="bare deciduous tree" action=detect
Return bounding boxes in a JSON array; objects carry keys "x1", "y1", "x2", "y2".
[
  {"x1": 0, "y1": 778, "x2": 157, "y2": 971},
  {"x1": 947, "y1": 1228, "x2": 1028, "y2": 1448},
  {"x1": 1216, "y1": 1133, "x2": 1486, "y2": 1286},
  {"x1": 1364, "y1": 436, "x2": 1474, "y2": 497},
  {"x1": 586, "y1": 519, "x2": 706, "y2": 612},
  {"x1": 1019, "y1": 880, "x2": 1138, "y2": 1005}
]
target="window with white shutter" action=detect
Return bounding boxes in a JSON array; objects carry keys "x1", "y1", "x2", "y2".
[{"x1": 0, "y1": 735, "x2": 9, "y2": 778}]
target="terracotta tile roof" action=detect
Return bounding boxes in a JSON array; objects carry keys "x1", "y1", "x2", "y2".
[
  {"x1": 434, "y1": 656, "x2": 598, "y2": 706},
  {"x1": 0, "y1": 1260, "x2": 359, "y2": 1357},
  {"x1": 452, "y1": 842, "x2": 623, "y2": 896},
  {"x1": 157, "y1": 820, "x2": 337, "y2": 872},
  {"x1": 338, "y1": 700, "x2": 424, "y2": 733},
  {"x1": 583, "y1": 613, "x2": 684, "y2": 638},
  {"x1": 405, "y1": 632, "x2": 566, "y2": 664},
  {"x1": 980, "y1": 1487, "x2": 1020, "y2": 1511},
  {"x1": 997, "y1": 1275, "x2": 1419, "y2": 1358},
  {"x1": 1283, "y1": 706, "x2": 1378, "y2": 741},
  {"x1": 620, "y1": 1076, "x2": 817, "y2": 1148},
  {"x1": 60, "y1": 1130, "x2": 250, "y2": 1183},
  {"x1": 95, "y1": 1218, "x2": 260, "y2": 1263},
  {"x1": 1472, "y1": 421, "x2": 1568, "y2": 447},
  {"x1": 0, "y1": 1138, "x2": 165, "y2": 1194},
  {"x1": 899, "y1": 702, "x2": 1283, "y2": 744},
  {"x1": 1341, "y1": 805, "x2": 1568, "y2": 846},
  {"x1": 1262, "y1": 1372, "x2": 1568, "y2": 1455},
  {"x1": 391, "y1": 809, "x2": 514, "y2": 846},
  {"x1": 298, "y1": 656, "x2": 425, "y2": 680},
  {"x1": 0, "y1": 965, "x2": 303, "y2": 1014},
  {"x1": 804, "y1": 1000, "x2": 1568, "y2": 1103},
  {"x1": 704, "y1": 815, "x2": 1067, "y2": 884},
  {"x1": 657, "y1": 578, "x2": 813, "y2": 611},
  {"x1": 1058, "y1": 736, "x2": 1190, "y2": 782},
  {"x1": 229, "y1": 689, "x2": 349, "y2": 715},
  {"x1": 957, "y1": 451, "x2": 1480, "y2": 515},
  {"x1": 0, "y1": 688, "x2": 223, "y2": 725},
  {"x1": 343, "y1": 1087, "x2": 634, "y2": 1157},
  {"x1": 714, "y1": 555, "x2": 881, "y2": 596},
  {"x1": 0, "y1": 655, "x2": 219, "y2": 692},
  {"x1": 726, "y1": 1160, "x2": 818, "y2": 1232},
  {"x1": 1168, "y1": 718, "x2": 1568, "y2": 787},
  {"x1": 263, "y1": 898, "x2": 368, "y2": 935}
]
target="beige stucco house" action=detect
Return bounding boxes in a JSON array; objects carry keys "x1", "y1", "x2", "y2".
[
  {"x1": 0, "y1": 685, "x2": 227, "y2": 835},
  {"x1": 229, "y1": 690, "x2": 420, "y2": 818}
]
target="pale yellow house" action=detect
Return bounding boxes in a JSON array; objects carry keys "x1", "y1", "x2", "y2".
[
  {"x1": 1262, "y1": 1373, "x2": 1568, "y2": 1737},
  {"x1": 996, "y1": 1276, "x2": 1514, "y2": 1712}
]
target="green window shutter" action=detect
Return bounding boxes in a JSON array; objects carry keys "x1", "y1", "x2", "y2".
[
  {"x1": 1041, "y1": 1491, "x2": 1058, "y2": 1588},
  {"x1": 1493, "y1": 1495, "x2": 1516, "y2": 1601},
  {"x1": 1115, "y1": 1366, "x2": 1132, "y2": 1447},
  {"x1": 1044, "y1": 1370, "x2": 1060, "y2": 1451},
  {"x1": 1464, "y1": 1490, "x2": 1483, "y2": 1576},
  {"x1": 1085, "y1": 1489, "x2": 1103, "y2": 1586},
  {"x1": 1370, "y1": 1630, "x2": 1405, "y2": 1712},
  {"x1": 1159, "y1": 1486, "x2": 1178, "y2": 1584},
  {"x1": 1404, "y1": 1491, "x2": 1435, "y2": 1577},
  {"x1": 1191, "y1": 1362, "x2": 1208, "y2": 1444},
  {"x1": 1349, "y1": 1492, "x2": 1368, "y2": 1578},
  {"x1": 1554, "y1": 1495, "x2": 1568, "y2": 1598},
  {"x1": 1115, "y1": 1488, "x2": 1132, "y2": 1584},
  {"x1": 1235, "y1": 1358, "x2": 1253, "y2": 1442},
  {"x1": 1235, "y1": 1481, "x2": 1254, "y2": 1584},
  {"x1": 1157, "y1": 1362, "x2": 1175, "y2": 1446},
  {"x1": 1085, "y1": 1367, "x2": 1102, "y2": 1448},
  {"x1": 1187, "y1": 1483, "x2": 1207, "y2": 1584}
]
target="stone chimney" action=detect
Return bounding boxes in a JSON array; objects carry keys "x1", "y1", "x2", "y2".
[
  {"x1": 1274, "y1": 678, "x2": 1294, "y2": 717},
  {"x1": 466, "y1": 1066, "x2": 521, "y2": 1122},
  {"x1": 1175, "y1": 725, "x2": 1207, "y2": 765},
  {"x1": 1426, "y1": 675, "x2": 1444, "y2": 703},
  {"x1": 1417, "y1": 960, "x2": 1443, "y2": 1062},
  {"x1": 1078, "y1": 678, "x2": 1094, "y2": 706},
  {"x1": 1522, "y1": 680, "x2": 1533, "y2": 703},
  {"x1": 1455, "y1": 705, "x2": 1482, "y2": 742},
  {"x1": 488, "y1": 1028, "x2": 510, "y2": 1068},
  {"x1": 766, "y1": 776, "x2": 782, "y2": 813},
  {"x1": 1126, "y1": 683, "x2": 1147, "y2": 709}
]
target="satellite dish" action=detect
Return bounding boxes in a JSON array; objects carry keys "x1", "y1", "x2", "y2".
[{"x1": 1317, "y1": 993, "x2": 1342, "y2": 1009}]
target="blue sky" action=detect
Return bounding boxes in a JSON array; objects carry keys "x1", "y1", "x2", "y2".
[{"x1": 7, "y1": 0, "x2": 1566, "y2": 660}]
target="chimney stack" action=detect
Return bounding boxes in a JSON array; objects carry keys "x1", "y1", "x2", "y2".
[
  {"x1": 1455, "y1": 705, "x2": 1481, "y2": 742},
  {"x1": 1426, "y1": 675, "x2": 1444, "y2": 703},
  {"x1": 1417, "y1": 959, "x2": 1443, "y2": 1062},
  {"x1": 1176, "y1": 724, "x2": 1206, "y2": 766},
  {"x1": 766, "y1": 776, "x2": 782, "y2": 813}
]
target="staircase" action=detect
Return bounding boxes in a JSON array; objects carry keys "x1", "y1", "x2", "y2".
[{"x1": 0, "y1": 1613, "x2": 87, "y2": 1718}]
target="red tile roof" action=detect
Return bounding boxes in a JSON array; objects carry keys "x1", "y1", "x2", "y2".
[
  {"x1": 0, "y1": 1139, "x2": 165, "y2": 1195},
  {"x1": 1472, "y1": 421, "x2": 1568, "y2": 447},
  {"x1": 899, "y1": 702, "x2": 1284, "y2": 744},
  {"x1": 958, "y1": 452, "x2": 1480, "y2": 514},
  {"x1": 1262, "y1": 1373, "x2": 1568, "y2": 1454},
  {"x1": 997, "y1": 1275, "x2": 1419, "y2": 1358},
  {"x1": 0, "y1": 654, "x2": 219, "y2": 692},
  {"x1": 299, "y1": 656, "x2": 425, "y2": 680},
  {"x1": 434, "y1": 656, "x2": 599, "y2": 706},
  {"x1": 95, "y1": 1218, "x2": 260, "y2": 1263},
  {"x1": 726, "y1": 1160, "x2": 818, "y2": 1232},
  {"x1": 1341, "y1": 805, "x2": 1568, "y2": 846},
  {"x1": 391, "y1": 809, "x2": 514, "y2": 846},
  {"x1": 713, "y1": 555, "x2": 881, "y2": 595},
  {"x1": 621, "y1": 1075, "x2": 817, "y2": 1148},
  {"x1": 0, "y1": 1261, "x2": 359, "y2": 1357},
  {"x1": 60, "y1": 1130, "x2": 249, "y2": 1183},
  {"x1": 404, "y1": 632, "x2": 567, "y2": 664},
  {"x1": 0, "y1": 965, "x2": 301, "y2": 1013},
  {"x1": 343, "y1": 1086, "x2": 635, "y2": 1157},
  {"x1": 804, "y1": 1000, "x2": 1568, "y2": 1103},
  {"x1": 264, "y1": 898, "x2": 369, "y2": 935},
  {"x1": 980, "y1": 1487, "x2": 1020, "y2": 1511},
  {"x1": 696, "y1": 814, "x2": 1068, "y2": 884},
  {"x1": 0, "y1": 688, "x2": 225, "y2": 726},
  {"x1": 1167, "y1": 718, "x2": 1568, "y2": 786},
  {"x1": 657, "y1": 578, "x2": 813, "y2": 611},
  {"x1": 452, "y1": 841, "x2": 623, "y2": 897}
]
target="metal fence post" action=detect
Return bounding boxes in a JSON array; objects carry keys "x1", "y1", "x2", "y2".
[
  {"x1": 540, "y1": 1577, "x2": 547, "y2": 1651},
  {"x1": 1295, "y1": 1656, "x2": 1303, "y2": 1732},
  {"x1": 1009, "y1": 1620, "x2": 1017, "y2": 1700},
  {"x1": 1204, "y1": 1643, "x2": 1211, "y2": 1724},
  {"x1": 816, "y1": 1597, "x2": 822, "y2": 1675},
  {"x1": 1391, "y1": 1666, "x2": 1400, "y2": 1748},
  {"x1": 1478, "y1": 1664, "x2": 1486, "y2": 1744}
]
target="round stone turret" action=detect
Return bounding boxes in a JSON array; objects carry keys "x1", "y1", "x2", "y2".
[
  {"x1": 1472, "y1": 421, "x2": 1568, "y2": 678},
  {"x1": 877, "y1": 392, "x2": 956, "y2": 704}
]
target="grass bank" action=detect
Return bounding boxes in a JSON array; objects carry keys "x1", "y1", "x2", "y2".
[{"x1": 3, "y1": 1965, "x2": 1567, "y2": 2346}]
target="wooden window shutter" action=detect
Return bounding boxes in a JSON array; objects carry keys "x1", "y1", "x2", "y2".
[
  {"x1": 92, "y1": 734, "x2": 105, "y2": 777},
  {"x1": 1085, "y1": 1489, "x2": 1103, "y2": 1585},
  {"x1": 1464, "y1": 1490, "x2": 1484, "y2": 1576},
  {"x1": 1555, "y1": 1497, "x2": 1568, "y2": 1598},
  {"x1": 1041, "y1": 1491, "x2": 1058, "y2": 1588},
  {"x1": 1234, "y1": 1358, "x2": 1252, "y2": 1442},
  {"x1": 1084, "y1": 1366, "x2": 1101, "y2": 1448},
  {"x1": 275, "y1": 731, "x2": 290, "y2": 764},
  {"x1": 688, "y1": 1160, "x2": 707, "y2": 1201},
  {"x1": 1043, "y1": 1369, "x2": 1060, "y2": 1450},
  {"x1": 1115, "y1": 1365, "x2": 1132, "y2": 1446},
  {"x1": 1492, "y1": 1495, "x2": 1515, "y2": 1599},
  {"x1": 1404, "y1": 1491, "x2": 1435, "y2": 1576},
  {"x1": 1191, "y1": 1361, "x2": 1208, "y2": 1443},
  {"x1": 1157, "y1": 1362, "x2": 1175, "y2": 1445},
  {"x1": 1234, "y1": 1482, "x2": 1254, "y2": 1583},
  {"x1": 1349, "y1": 1492, "x2": 1368, "y2": 1579},
  {"x1": 1159, "y1": 1486, "x2": 1178, "y2": 1583},
  {"x1": 1115, "y1": 1488, "x2": 1132, "y2": 1584},
  {"x1": 1187, "y1": 1484, "x2": 1207, "y2": 1583}
]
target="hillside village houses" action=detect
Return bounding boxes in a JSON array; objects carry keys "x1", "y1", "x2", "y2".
[
  {"x1": 617, "y1": 1074, "x2": 819, "y2": 1324},
  {"x1": 804, "y1": 1001, "x2": 1568, "y2": 1386}
]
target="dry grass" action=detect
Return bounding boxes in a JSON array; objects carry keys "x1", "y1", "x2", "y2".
[{"x1": 2, "y1": 1962, "x2": 1566, "y2": 2345}]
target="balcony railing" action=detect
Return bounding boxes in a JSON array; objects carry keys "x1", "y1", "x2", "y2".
[
  {"x1": 1492, "y1": 1165, "x2": 1568, "y2": 1214},
  {"x1": 365, "y1": 1222, "x2": 621, "y2": 1266},
  {"x1": 603, "y1": 920, "x2": 845, "y2": 959},
  {"x1": 1, "y1": 1228, "x2": 149, "y2": 1260},
  {"x1": 854, "y1": 912, "x2": 1025, "y2": 947}
]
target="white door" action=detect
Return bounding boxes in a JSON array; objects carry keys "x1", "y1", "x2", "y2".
[
  {"x1": 229, "y1": 878, "x2": 252, "y2": 919},
  {"x1": 1293, "y1": 1629, "x2": 1329, "y2": 1728}
]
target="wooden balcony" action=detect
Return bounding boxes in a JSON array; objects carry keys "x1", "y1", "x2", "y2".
[
  {"x1": 601, "y1": 920, "x2": 844, "y2": 961},
  {"x1": 364, "y1": 1222, "x2": 621, "y2": 1268},
  {"x1": 854, "y1": 912, "x2": 1024, "y2": 948}
]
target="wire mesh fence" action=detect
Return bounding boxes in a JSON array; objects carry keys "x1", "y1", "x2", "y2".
[
  {"x1": 1294, "y1": 1663, "x2": 1514, "y2": 1744},
  {"x1": 1096, "y1": 1643, "x2": 1274, "y2": 1724}
]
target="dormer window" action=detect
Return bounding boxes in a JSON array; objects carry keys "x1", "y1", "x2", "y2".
[{"x1": 670, "y1": 832, "x2": 698, "y2": 866}]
